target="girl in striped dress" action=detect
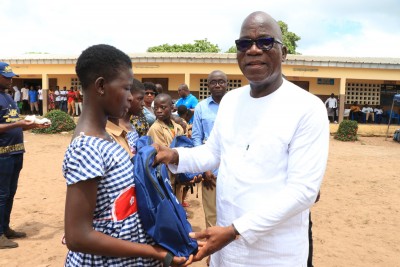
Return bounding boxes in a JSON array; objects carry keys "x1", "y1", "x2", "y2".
[{"x1": 62, "y1": 44, "x2": 190, "y2": 267}]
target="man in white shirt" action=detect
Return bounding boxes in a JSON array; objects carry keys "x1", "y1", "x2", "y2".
[
  {"x1": 325, "y1": 93, "x2": 338, "y2": 123},
  {"x1": 60, "y1": 86, "x2": 68, "y2": 112},
  {"x1": 20, "y1": 85, "x2": 29, "y2": 115},
  {"x1": 54, "y1": 86, "x2": 61, "y2": 110},
  {"x1": 374, "y1": 105, "x2": 384, "y2": 124},
  {"x1": 37, "y1": 85, "x2": 43, "y2": 115},
  {"x1": 12, "y1": 86, "x2": 21, "y2": 106},
  {"x1": 362, "y1": 105, "x2": 374, "y2": 123},
  {"x1": 154, "y1": 11, "x2": 329, "y2": 267}
]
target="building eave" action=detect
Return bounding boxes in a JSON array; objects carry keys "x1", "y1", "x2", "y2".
[{"x1": 1, "y1": 53, "x2": 400, "y2": 69}]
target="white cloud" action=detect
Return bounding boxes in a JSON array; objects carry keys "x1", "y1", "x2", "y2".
[{"x1": 1, "y1": 0, "x2": 400, "y2": 57}]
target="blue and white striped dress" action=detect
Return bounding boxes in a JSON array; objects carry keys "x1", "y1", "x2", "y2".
[
  {"x1": 126, "y1": 128, "x2": 139, "y2": 156},
  {"x1": 62, "y1": 134, "x2": 162, "y2": 267}
]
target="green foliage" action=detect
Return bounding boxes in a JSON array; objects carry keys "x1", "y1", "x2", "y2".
[
  {"x1": 147, "y1": 21, "x2": 301, "y2": 54},
  {"x1": 225, "y1": 45, "x2": 237, "y2": 53},
  {"x1": 334, "y1": 120, "x2": 358, "y2": 141},
  {"x1": 147, "y1": 39, "x2": 220, "y2": 53},
  {"x1": 278, "y1": 21, "x2": 301, "y2": 54},
  {"x1": 31, "y1": 110, "x2": 76, "y2": 134}
]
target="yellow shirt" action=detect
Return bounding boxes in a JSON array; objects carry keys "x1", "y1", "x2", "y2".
[
  {"x1": 147, "y1": 119, "x2": 185, "y2": 147},
  {"x1": 105, "y1": 120, "x2": 133, "y2": 158}
]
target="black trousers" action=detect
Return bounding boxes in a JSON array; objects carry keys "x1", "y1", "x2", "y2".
[{"x1": 308, "y1": 213, "x2": 314, "y2": 267}]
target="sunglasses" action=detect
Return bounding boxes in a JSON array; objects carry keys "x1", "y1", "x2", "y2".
[
  {"x1": 235, "y1": 37, "x2": 283, "y2": 52},
  {"x1": 145, "y1": 92, "x2": 156, "y2": 96}
]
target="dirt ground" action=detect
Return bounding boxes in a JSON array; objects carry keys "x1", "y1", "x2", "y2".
[{"x1": 0, "y1": 131, "x2": 399, "y2": 267}]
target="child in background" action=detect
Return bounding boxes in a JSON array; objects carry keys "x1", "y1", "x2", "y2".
[
  {"x1": 119, "y1": 78, "x2": 145, "y2": 156},
  {"x1": 62, "y1": 44, "x2": 190, "y2": 267},
  {"x1": 147, "y1": 94, "x2": 186, "y2": 204},
  {"x1": 48, "y1": 88, "x2": 55, "y2": 111}
]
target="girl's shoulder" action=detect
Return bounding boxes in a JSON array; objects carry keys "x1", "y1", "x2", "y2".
[
  {"x1": 68, "y1": 133, "x2": 125, "y2": 159},
  {"x1": 63, "y1": 133, "x2": 131, "y2": 185}
]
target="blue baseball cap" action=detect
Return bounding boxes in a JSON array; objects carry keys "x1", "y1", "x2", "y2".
[{"x1": 0, "y1": 62, "x2": 19, "y2": 78}]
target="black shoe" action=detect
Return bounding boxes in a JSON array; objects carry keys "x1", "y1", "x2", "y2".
[{"x1": 5, "y1": 228, "x2": 27, "y2": 239}]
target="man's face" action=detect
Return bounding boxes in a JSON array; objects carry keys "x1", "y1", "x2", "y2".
[
  {"x1": 0, "y1": 75, "x2": 12, "y2": 91},
  {"x1": 208, "y1": 73, "x2": 227, "y2": 99},
  {"x1": 178, "y1": 87, "x2": 189, "y2": 98},
  {"x1": 236, "y1": 14, "x2": 287, "y2": 85}
]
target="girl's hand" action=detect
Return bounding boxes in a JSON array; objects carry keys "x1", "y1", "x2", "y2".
[{"x1": 171, "y1": 254, "x2": 193, "y2": 266}]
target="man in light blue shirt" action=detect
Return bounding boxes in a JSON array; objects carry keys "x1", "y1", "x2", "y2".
[
  {"x1": 191, "y1": 70, "x2": 228, "y2": 229},
  {"x1": 175, "y1": 84, "x2": 198, "y2": 111}
]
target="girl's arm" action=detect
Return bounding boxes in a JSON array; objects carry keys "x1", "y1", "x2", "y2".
[{"x1": 64, "y1": 178, "x2": 190, "y2": 265}]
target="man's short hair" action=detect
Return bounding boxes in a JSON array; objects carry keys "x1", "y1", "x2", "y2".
[
  {"x1": 178, "y1": 84, "x2": 189, "y2": 91},
  {"x1": 75, "y1": 44, "x2": 132, "y2": 89},
  {"x1": 155, "y1": 93, "x2": 173, "y2": 105}
]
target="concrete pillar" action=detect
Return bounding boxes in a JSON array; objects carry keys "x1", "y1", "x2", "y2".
[
  {"x1": 42, "y1": 74, "x2": 49, "y2": 115},
  {"x1": 42, "y1": 89, "x2": 48, "y2": 115},
  {"x1": 338, "y1": 78, "x2": 347, "y2": 123},
  {"x1": 184, "y1": 73, "x2": 190, "y2": 88}
]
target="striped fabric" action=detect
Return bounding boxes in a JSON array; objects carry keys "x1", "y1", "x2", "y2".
[
  {"x1": 62, "y1": 134, "x2": 161, "y2": 266},
  {"x1": 126, "y1": 129, "x2": 139, "y2": 156}
]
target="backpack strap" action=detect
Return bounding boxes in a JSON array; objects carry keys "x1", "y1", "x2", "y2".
[{"x1": 163, "y1": 251, "x2": 174, "y2": 267}]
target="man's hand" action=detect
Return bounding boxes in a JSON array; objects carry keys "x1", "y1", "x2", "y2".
[
  {"x1": 189, "y1": 225, "x2": 236, "y2": 262},
  {"x1": 202, "y1": 171, "x2": 216, "y2": 190},
  {"x1": 13, "y1": 118, "x2": 51, "y2": 131},
  {"x1": 152, "y1": 143, "x2": 179, "y2": 165},
  {"x1": 16, "y1": 119, "x2": 36, "y2": 130}
]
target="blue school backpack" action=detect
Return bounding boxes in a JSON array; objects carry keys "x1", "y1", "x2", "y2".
[
  {"x1": 132, "y1": 138, "x2": 198, "y2": 259},
  {"x1": 393, "y1": 129, "x2": 400, "y2": 142},
  {"x1": 170, "y1": 136, "x2": 204, "y2": 183}
]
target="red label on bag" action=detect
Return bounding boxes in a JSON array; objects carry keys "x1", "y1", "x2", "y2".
[{"x1": 111, "y1": 186, "x2": 137, "y2": 221}]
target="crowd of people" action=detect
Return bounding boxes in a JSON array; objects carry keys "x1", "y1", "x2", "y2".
[
  {"x1": 1, "y1": 11, "x2": 329, "y2": 267},
  {"x1": 325, "y1": 94, "x2": 388, "y2": 124},
  {"x1": 6, "y1": 84, "x2": 84, "y2": 117},
  {"x1": 349, "y1": 101, "x2": 386, "y2": 124}
]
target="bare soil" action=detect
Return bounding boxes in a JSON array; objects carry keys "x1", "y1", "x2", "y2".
[{"x1": 1, "y1": 132, "x2": 399, "y2": 267}]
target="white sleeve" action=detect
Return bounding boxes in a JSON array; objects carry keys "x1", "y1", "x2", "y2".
[{"x1": 168, "y1": 104, "x2": 222, "y2": 174}]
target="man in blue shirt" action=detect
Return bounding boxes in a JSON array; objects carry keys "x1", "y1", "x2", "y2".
[
  {"x1": 191, "y1": 70, "x2": 228, "y2": 229},
  {"x1": 0, "y1": 62, "x2": 49, "y2": 249},
  {"x1": 175, "y1": 84, "x2": 198, "y2": 112}
]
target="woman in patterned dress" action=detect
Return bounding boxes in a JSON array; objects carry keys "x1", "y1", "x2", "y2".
[{"x1": 62, "y1": 44, "x2": 191, "y2": 267}]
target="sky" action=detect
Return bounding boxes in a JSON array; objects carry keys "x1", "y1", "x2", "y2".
[{"x1": 1, "y1": 0, "x2": 400, "y2": 58}]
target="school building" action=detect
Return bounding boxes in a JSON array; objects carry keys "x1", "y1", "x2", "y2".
[{"x1": 2, "y1": 53, "x2": 400, "y2": 122}]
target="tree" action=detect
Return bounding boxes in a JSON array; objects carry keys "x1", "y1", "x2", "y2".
[
  {"x1": 278, "y1": 21, "x2": 301, "y2": 54},
  {"x1": 148, "y1": 21, "x2": 301, "y2": 54},
  {"x1": 225, "y1": 46, "x2": 237, "y2": 53},
  {"x1": 147, "y1": 39, "x2": 220, "y2": 53}
]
